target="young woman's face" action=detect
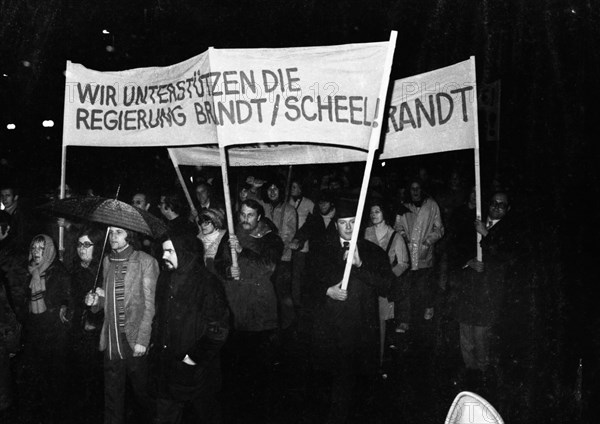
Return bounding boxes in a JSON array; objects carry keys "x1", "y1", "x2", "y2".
[
  {"x1": 30, "y1": 240, "x2": 45, "y2": 265},
  {"x1": 200, "y1": 219, "x2": 216, "y2": 235},
  {"x1": 77, "y1": 235, "x2": 95, "y2": 263},
  {"x1": 370, "y1": 206, "x2": 384, "y2": 225}
]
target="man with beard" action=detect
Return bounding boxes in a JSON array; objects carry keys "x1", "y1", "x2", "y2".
[
  {"x1": 310, "y1": 199, "x2": 393, "y2": 424},
  {"x1": 153, "y1": 233, "x2": 229, "y2": 424},
  {"x1": 86, "y1": 226, "x2": 158, "y2": 424},
  {"x1": 225, "y1": 199, "x2": 283, "y2": 422}
]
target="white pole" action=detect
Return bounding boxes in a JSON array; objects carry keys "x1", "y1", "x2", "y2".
[
  {"x1": 58, "y1": 143, "x2": 67, "y2": 261},
  {"x1": 341, "y1": 31, "x2": 397, "y2": 290},
  {"x1": 59, "y1": 60, "x2": 70, "y2": 261},
  {"x1": 471, "y1": 56, "x2": 483, "y2": 262},
  {"x1": 218, "y1": 145, "x2": 239, "y2": 274},
  {"x1": 167, "y1": 149, "x2": 197, "y2": 217},
  {"x1": 210, "y1": 46, "x2": 239, "y2": 275}
]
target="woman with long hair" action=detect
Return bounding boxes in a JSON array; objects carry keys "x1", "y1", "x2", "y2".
[{"x1": 70, "y1": 225, "x2": 106, "y2": 409}]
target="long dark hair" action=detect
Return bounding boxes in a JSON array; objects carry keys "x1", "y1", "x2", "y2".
[
  {"x1": 367, "y1": 198, "x2": 393, "y2": 226},
  {"x1": 76, "y1": 225, "x2": 106, "y2": 267}
]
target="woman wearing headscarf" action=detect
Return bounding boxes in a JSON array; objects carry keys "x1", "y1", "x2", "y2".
[
  {"x1": 22, "y1": 234, "x2": 72, "y2": 421},
  {"x1": 69, "y1": 226, "x2": 105, "y2": 408},
  {"x1": 364, "y1": 199, "x2": 409, "y2": 370},
  {"x1": 197, "y1": 208, "x2": 228, "y2": 276}
]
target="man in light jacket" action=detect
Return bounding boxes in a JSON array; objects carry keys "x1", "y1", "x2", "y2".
[{"x1": 86, "y1": 226, "x2": 159, "y2": 424}]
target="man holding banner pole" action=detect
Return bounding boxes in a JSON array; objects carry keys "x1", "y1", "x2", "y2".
[{"x1": 310, "y1": 198, "x2": 393, "y2": 423}]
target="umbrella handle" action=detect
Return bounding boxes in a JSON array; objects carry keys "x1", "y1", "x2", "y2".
[{"x1": 93, "y1": 227, "x2": 111, "y2": 290}]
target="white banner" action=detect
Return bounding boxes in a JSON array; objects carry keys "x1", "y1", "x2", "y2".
[
  {"x1": 168, "y1": 143, "x2": 368, "y2": 167},
  {"x1": 380, "y1": 57, "x2": 478, "y2": 158},
  {"x1": 63, "y1": 41, "x2": 390, "y2": 149}
]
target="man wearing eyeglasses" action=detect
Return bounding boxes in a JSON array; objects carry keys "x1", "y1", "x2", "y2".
[
  {"x1": 457, "y1": 191, "x2": 514, "y2": 386},
  {"x1": 474, "y1": 192, "x2": 510, "y2": 238}
]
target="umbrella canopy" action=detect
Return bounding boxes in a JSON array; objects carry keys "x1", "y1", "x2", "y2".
[{"x1": 38, "y1": 196, "x2": 168, "y2": 239}]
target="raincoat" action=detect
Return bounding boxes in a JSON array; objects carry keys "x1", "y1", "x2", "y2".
[{"x1": 395, "y1": 198, "x2": 444, "y2": 270}]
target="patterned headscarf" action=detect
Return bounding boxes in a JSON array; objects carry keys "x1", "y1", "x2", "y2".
[{"x1": 27, "y1": 234, "x2": 56, "y2": 314}]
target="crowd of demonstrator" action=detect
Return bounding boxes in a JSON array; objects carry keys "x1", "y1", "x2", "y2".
[{"x1": 0, "y1": 162, "x2": 532, "y2": 424}]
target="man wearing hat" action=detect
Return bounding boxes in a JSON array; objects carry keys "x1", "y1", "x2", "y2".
[{"x1": 309, "y1": 198, "x2": 394, "y2": 424}]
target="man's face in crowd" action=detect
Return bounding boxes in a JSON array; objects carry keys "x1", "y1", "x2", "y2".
[
  {"x1": 290, "y1": 182, "x2": 302, "y2": 198},
  {"x1": 336, "y1": 217, "x2": 356, "y2": 241},
  {"x1": 196, "y1": 185, "x2": 209, "y2": 205},
  {"x1": 468, "y1": 187, "x2": 477, "y2": 207},
  {"x1": 1, "y1": 189, "x2": 17, "y2": 208},
  {"x1": 239, "y1": 204, "x2": 260, "y2": 232},
  {"x1": 30, "y1": 240, "x2": 45, "y2": 265},
  {"x1": 132, "y1": 193, "x2": 149, "y2": 211},
  {"x1": 162, "y1": 240, "x2": 178, "y2": 270},
  {"x1": 109, "y1": 227, "x2": 129, "y2": 252},
  {"x1": 267, "y1": 184, "x2": 280, "y2": 202},
  {"x1": 158, "y1": 196, "x2": 169, "y2": 218},
  {"x1": 318, "y1": 200, "x2": 333, "y2": 216},
  {"x1": 488, "y1": 193, "x2": 510, "y2": 220},
  {"x1": 410, "y1": 182, "x2": 422, "y2": 203}
]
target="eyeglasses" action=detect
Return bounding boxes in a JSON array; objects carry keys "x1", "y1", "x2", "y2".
[
  {"x1": 77, "y1": 242, "x2": 94, "y2": 249},
  {"x1": 490, "y1": 201, "x2": 508, "y2": 209},
  {"x1": 200, "y1": 220, "x2": 213, "y2": 227}
]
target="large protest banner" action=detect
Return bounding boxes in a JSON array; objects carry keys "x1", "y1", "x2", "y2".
[
  {"x1": 62, "y1": 42, "x2": 390, "y2": 149},
  {"x1": 60, "y1": 36, "x2": 396, "y2": 274},
  {"x1": 168, "y1": 58, "x2": 478, "y2": 165},
  {"x1": 380, "y1": 58, "x2": 477, "y2": 158}
]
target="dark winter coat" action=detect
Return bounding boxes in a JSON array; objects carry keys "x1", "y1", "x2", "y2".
[
  {"x1": 450, "y1": 212, "x2": 520, "y2": 326},
  {"x1": 309, "y1": 233, "x2": 394, "y2": 376},
  {"x1": 153, "y1": 234, "x2": 229, "y2": 400},
  {"x1": 26, "y1": 259, "x2": 72, "y2": 319},
  {"x1": 221, "y1": 220, "x2": 283, "y2": 332},
  {"x1": 70, "y1": 261, "x2": 103, "y2": 333}
]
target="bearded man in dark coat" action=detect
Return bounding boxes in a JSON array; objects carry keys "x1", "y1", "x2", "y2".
[
  {"x1": 309, "y1": 198, "x2": 394, "y2": 424},
  {"x1": 153, "y1": 233, "x2": 230, "y2": 424}
]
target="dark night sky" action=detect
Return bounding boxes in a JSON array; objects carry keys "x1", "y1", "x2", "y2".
[
  {"x1": 1, "y1": 0, "x2": 597, "y2": 195},
  {"x1": 1, "y1": 1, "x2": 599, "y2": 421}
]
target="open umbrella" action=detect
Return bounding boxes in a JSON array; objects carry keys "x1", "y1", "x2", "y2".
[{"x1": 38, "y1": 196, "x2": 168, "y2": 239}]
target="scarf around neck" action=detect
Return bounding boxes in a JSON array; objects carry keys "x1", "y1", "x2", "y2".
[
  {"x1": 109, "y1": 244, "x2": 134, "y2": 261},
  {"x1": 28, "y1": 234, "x2": 56, "y2": 314},
  {"x1": 200, "y1": 229, "x2": 226, "y2": 261}
]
